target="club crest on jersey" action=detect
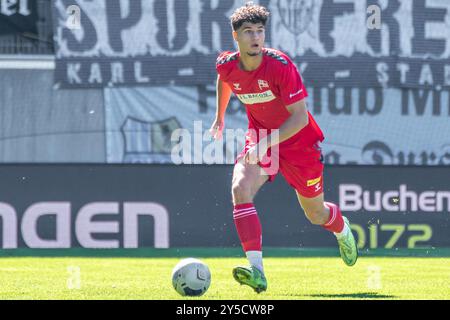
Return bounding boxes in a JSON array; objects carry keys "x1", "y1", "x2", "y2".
[
  {"x1": 233, "y1": 83, "x2": 242, "y2": 91},
  {"x1": 258, "y1": 80, "x2": 269, "y2": 91}
]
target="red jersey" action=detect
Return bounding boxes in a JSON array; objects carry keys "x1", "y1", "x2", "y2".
[{"x1": 216, "y1": 48, "x2": 324, "y2": 149}]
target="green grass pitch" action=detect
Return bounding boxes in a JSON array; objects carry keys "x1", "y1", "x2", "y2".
[{"x1": 0, "y1": 249, "x2": 449, "y2": 300}]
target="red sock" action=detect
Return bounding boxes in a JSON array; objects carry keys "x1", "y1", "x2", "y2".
[
  {"x1": 322, "y1": 202, "x2": 345, "y2": 233},
  {"x1": 233, "y1": 203, "x2": 262, "y2": 252}
]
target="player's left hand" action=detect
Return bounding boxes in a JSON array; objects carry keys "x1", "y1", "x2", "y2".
[
  {"x1": 244, "y1": 143, "x2": 268, "y2": 165},
  {"x1": 209, "y1": 118, "x2": 224, "y2": 140},
  {"x1": 244, "y1": 145, "x2": 259, "y2": 165}
]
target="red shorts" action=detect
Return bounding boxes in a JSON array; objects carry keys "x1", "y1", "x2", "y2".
[{"x1": 236, "y1": 140, "x2": 324, "y2": 198}]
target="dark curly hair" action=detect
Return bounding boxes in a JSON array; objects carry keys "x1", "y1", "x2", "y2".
[{"x1": 230, "y1": 2, "x2": 270, "y2": 31}]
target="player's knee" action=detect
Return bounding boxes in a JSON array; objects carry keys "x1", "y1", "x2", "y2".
[
  {"x1": 304, "y1": 208, "x2": 328, "y2": 225},
  {"x1": 231, "y1": 181, "x2": 253, "y2": 203}
]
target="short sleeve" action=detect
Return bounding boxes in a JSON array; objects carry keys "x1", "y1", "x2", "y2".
[
  {"x1": 277, "y1": 61, "x2": 308, "y2": 106},
  {"x1": 216, "y1": 52, "x2": 232, "y2": 82}
]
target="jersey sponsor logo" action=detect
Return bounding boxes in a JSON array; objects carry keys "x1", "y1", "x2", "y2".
[
  {"x1": 236, "y1": 90, "x2": 276, "y2": 105},
  {"x1": 258, "y1": 79, "x2": 269, "y2": 90},
  {"x1": 289, "y1": 88, "x2": 304, "y2": 99},
  {"x1": 307, "y1": 177, "x2": 321, "y2": 187},
  {"x1": 233, "y1": 83, "x2": 242, "y2": 91}
]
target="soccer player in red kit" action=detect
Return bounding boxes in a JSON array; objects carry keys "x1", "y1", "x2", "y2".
[{"x1": 209, "y1": 3, "x2": 358, "y2": 293}]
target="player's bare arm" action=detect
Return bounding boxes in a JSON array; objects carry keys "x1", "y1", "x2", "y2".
[
  {"x1": 210, "y1": 75, "x2": 232, "y2": 140},
  {"x1": 245, "y1": 99, "x2": 309, "y2": 164},
  {"x1": 266, "y1": 98, "x2": 309, "y2": 147}
]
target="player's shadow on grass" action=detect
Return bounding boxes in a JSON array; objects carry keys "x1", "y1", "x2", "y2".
[{"x1": 307, "y1": 292, "x2": 396, "y2": 299}]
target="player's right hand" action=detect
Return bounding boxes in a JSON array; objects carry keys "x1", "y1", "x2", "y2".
[{"x1": 209, "y1": 118, "x2": 224, "y2": 140}]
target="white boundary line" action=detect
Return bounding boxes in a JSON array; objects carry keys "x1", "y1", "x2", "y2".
[{"x1": 0, "y1": 55, "x2": 55, "y2": 70}]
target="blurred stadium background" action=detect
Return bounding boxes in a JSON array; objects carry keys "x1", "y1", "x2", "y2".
[{"x1": 0, "y1": 0, "x2": 449, "y2": 300}]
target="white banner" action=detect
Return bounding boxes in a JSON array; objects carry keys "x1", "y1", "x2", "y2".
[
  {"x1": 54, "y1": 0, "x2": 450, "y2": 88},
  {"x1": 105, "y1": 85, "x2": 450, "y2": 165}
]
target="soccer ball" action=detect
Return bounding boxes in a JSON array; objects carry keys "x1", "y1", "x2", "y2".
[{"x1": 172, "y1": 258, "x2": 211, "y2": 297}]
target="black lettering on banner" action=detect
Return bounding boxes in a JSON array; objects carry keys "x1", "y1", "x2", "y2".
[
  {"x1": 60, "y1": 0, "x2": 97, "y2": 53},
  {"x1": 401, "y1": 89, "x2": 441, "y2": 116},
  {"x1": 412, "y1": 0, "x2": 447, "y2": 56},
  {"x1": 432, "y1": 90, "x2": 441, "y2": 116},
  {"x1": 106, "y1": 0, "x2": 142, "y2": 52},
  {"x1": 401, "y1": 88, "x2": 409, "y2": 115},
  {"x1": 197, "y1": 85, "x2": 208, "y2": 114},
  {"x1": 412, "y1": 89, "x2": 431, "y2": 116},
  {"x1": 312, "y1": 86, "x2": 322, "y2": 115},
  {"x1": 397, "y1": 151, "x2": 415, "y2": 166},
  {"x1": 319, "y1": 0, "x2": 355, "y2": 52},
  {"x1": 154, "y1": 0, "x2": 189, "y2": 51},
  {"x1": 419, "y1": 151, "x2": 436, "y2": 166},
  {"x1": 51, "y1": 1, "x2": 450, "y2": 89},
  {"x1": 440, "y1": 149, "x2": 450, "y2": 165},
  {"x1": 362, "y1": 141, "x2": 394, "y2": 165},
  {"x1": 199, "y1": 0, "x2": 234, "y2": 51},
  {"x1": 328, "y1": 86, "x2": 352, "y2": 115},
  {"x1": 448, "y1": 88, "x2": 450, "y2": 116},
  {"x1": 367, "y1": 0, "x2": 401, "y2": 55},
  {"x1": 324, "y1": 151, "x2": 341, "y2": 164},
  {"x1": 359, "y1": 88, "x2": 383, "y2": 115}
]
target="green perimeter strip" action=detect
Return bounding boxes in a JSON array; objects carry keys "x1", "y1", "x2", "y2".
[{"x1": 0, "y1": 247, "x2": 449, "y2": 258}]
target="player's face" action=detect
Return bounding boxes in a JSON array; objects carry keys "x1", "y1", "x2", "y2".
[{"x1": 233, "y1": 22, "x2": 265, "y2": 57}]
